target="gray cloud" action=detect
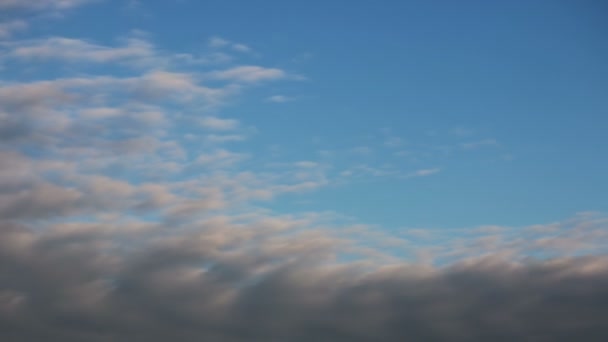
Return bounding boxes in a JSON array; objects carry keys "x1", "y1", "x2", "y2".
[{"x1": 1, "y1": 222, "x2": 607, "y2": 341}]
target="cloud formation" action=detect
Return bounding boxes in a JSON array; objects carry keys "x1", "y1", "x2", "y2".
[
  {"x1": 1, "y1": 3, "x2": 607, "y2": 341},
  {"x1": 1, "y1": 221, "x2": 608, "y2": 341}
]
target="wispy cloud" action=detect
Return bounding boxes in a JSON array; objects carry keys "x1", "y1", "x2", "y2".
[
  {"x1": 0, "y1": 20, "x2": 27, "y2": 39},
  {"x1": 199, "y1": 116, "x2": 240, "y2": 131},
  {"x1": 208, "y1": 65, "x2": 287, "y2": 83},
  {"x1": 407, "y1": 168, "x2": 441, "y2": 177},
  {"x1": 266, "y1": 94, "x2": 293, "y2": 103},
  {"x1": 7, "y1": 36, "x2": 154, "y2": 62},
  {"x1": 209, "y1": 36, "x2": 252, "y2": 53},
  {"x1": 0, "y1": 0, "x2": 94, "y2": 10}
]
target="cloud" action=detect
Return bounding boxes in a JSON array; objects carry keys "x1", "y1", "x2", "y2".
[
  {"x1": 7, "y1": 37, "x2": 154, "y2": 63},
  {"x1": 205, "y1": 134, "x2": 247, "y2": 143},
  {"x1": 1, "y1": 221, "x2": 608, "y2": 341},
  {"x1": 2, "y1": 8, "x2": 607, "y2": 340},
  {"x1": 209, "y1": 36, "x2": 230, "y2": 48},
  {"x1": 209, "y1": 36, "x2": 252, "y2": 53},
  {"x1": 408, "y1": 168, "x2": 440, "y2": 177},
  {"x1": 0, "y1": 0, "x2": 97, "y2": 46},
  {"x1": 195, "y1": 149, "x2": 249, "y2": 168},
  {"x1": 208, "y1": 66, "x2": 287, "y2": 83},
  {"x1": 199, "y1": 116, "x2": 240, "y2": 131}
]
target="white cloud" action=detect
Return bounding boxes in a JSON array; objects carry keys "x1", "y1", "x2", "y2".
[
  {"x1": 208, "y1": 65, "x2": 286, "y2": 83},
  {"x1": 208, "y1": 36, "x2": 230, "y2": 48},
  {"x1": 209, "y1": 36, "x2": 252, "y2": 53},
  {"x1": 8, "y1": 37, "x2": 154, "y2": 63},
  {"x1": 199, "y1": 116, "x2": 239, "y2": 131},
  {"x1": 231, "y1": 43, "x2": 251, "y2": 53},
  {"x1": 206, "y1": 134, "x2": 247, "y2": 143},
  {"x1": 79, "y1": 107, "x2": 123, "y2": 119}
]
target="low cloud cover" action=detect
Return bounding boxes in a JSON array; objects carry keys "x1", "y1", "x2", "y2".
[{"x1": 2, "y1": 221, "x2": 608, "y2": 341}]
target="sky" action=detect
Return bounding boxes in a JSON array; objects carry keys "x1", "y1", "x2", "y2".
[{"x1": 1, "y1": 0, "x2": 607, "y2": 340}]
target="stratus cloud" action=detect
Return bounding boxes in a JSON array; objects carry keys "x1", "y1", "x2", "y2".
[{"x1": 1, "y1": 221, "x2": 608, "y2": 341}]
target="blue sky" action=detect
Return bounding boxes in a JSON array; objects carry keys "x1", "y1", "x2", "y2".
[
  {"x1": 1, "y1": 0, "x2": 607, "y2": 237},
  {"x1": 1, "y1": 1, "x2": 608, "y2": 339},
  {"x1": 31, "y1": 0, "x2": 608, "y2": 230}
]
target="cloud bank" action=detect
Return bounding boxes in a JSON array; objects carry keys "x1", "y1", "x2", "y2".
[{"x1": 1, "y1": 221, "x2": 608, "y2": 341}]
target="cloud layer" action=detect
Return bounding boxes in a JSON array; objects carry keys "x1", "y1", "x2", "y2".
[{"x1": 2, "y1": 221, "x2": 608, "y2": 341}]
